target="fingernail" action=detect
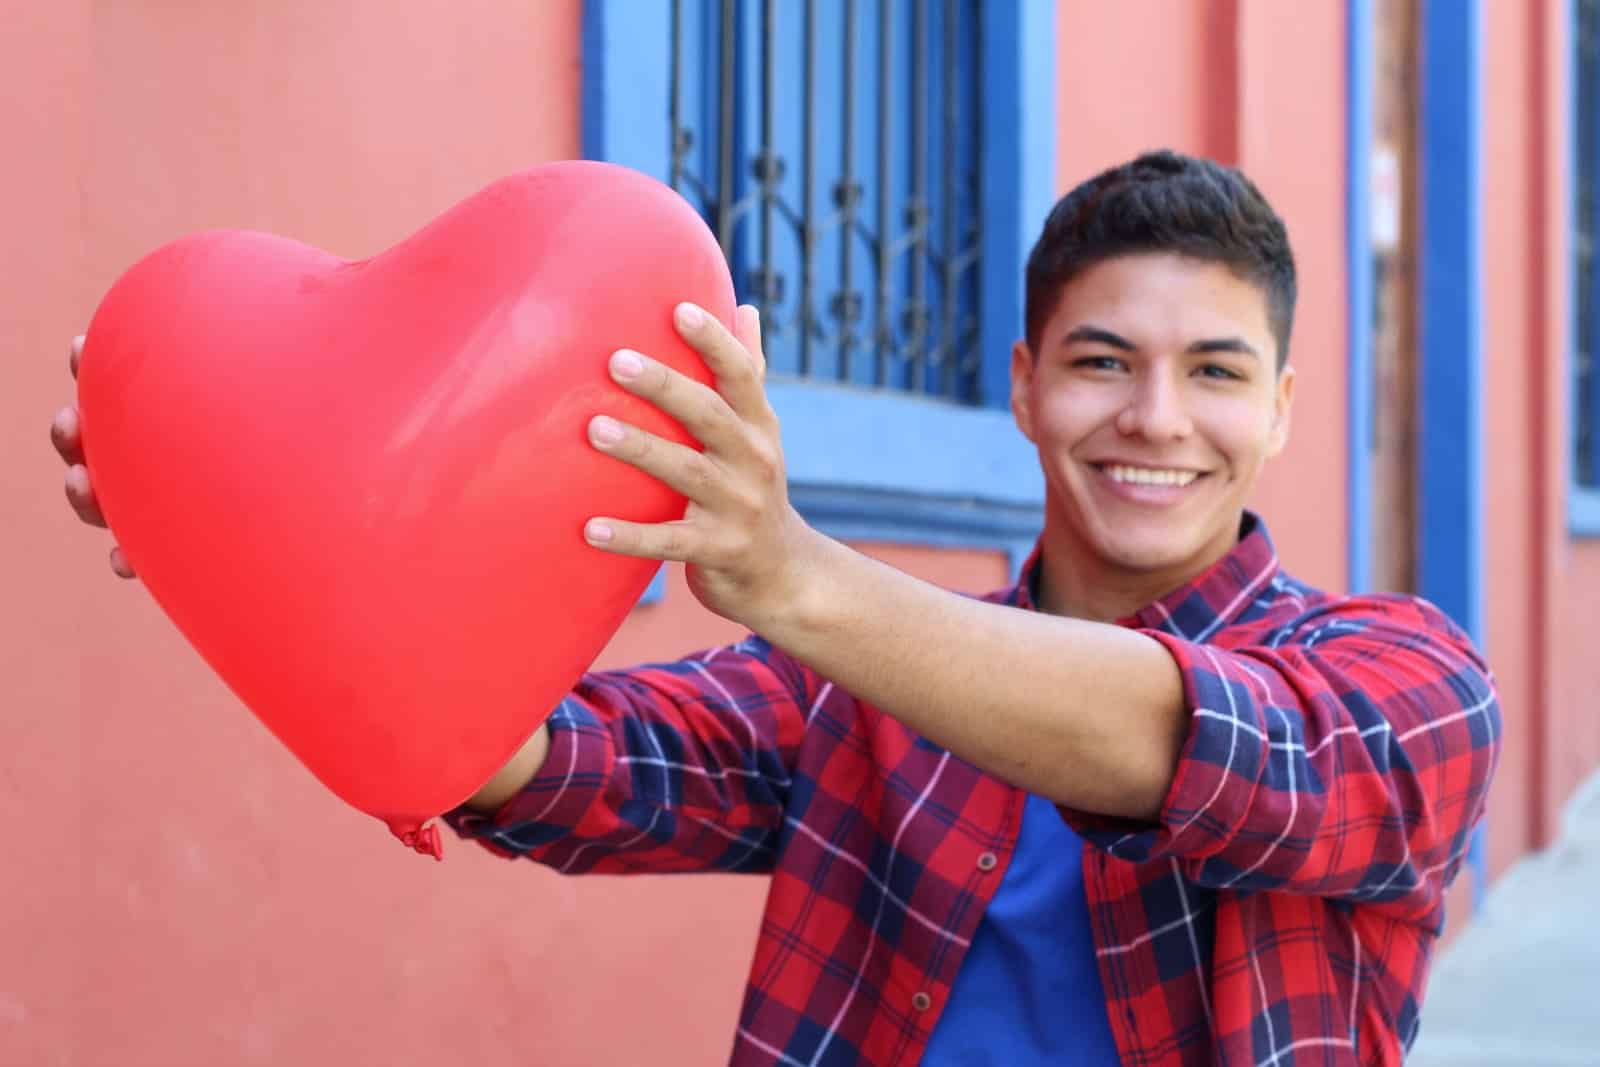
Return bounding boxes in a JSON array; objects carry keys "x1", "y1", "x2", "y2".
[
  {"x1": 585, "y1": 520, "x2": 614, "y2": 544},
  {"x1": 611, "y1": 349, "x2": 644, "y2": 379},
  {"x1": 675, "y1": 303, "x2": 705, "y2": 331},
  {"x1": 589, "y1": 416, "x2": 624, "y2": 446}
]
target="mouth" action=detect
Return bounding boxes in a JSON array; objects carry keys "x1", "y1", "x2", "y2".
[{"x1": 1087, "y1": 462, "x2": 1211, "y2": 504}]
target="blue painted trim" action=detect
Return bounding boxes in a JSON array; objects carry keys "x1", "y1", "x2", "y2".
[
  {"x1": 583, "y1": 0, "x2": 1051, "y2": 557},
  {"x1": 790, "y1": 484, "x2": 1040, "y2": 578},
  {"x1": 978, "y1": 0, "x2": 1057, "y2": 408},
  {"x1": 769, "y1": 380, "x2": 1043, "y2": 503},
  {"x1": 1573, "y1": 0, "x2": 1600, "y2": 536},
  {"x1": 581, "y1": 0, "x2": 672, "y2": 176},
  {"x1": 636, "y1": 568, "x2": 667, "y2": 606},
  {"x1": 1571, "y1": 487, "x2": 1600, "y2": 534},
  {"x1": 1419, "y1": 0, "x2": 1488, "y2": 906},
  {"x1": 1347, "y1": 0, "x2": 1376, "y2": 592}
]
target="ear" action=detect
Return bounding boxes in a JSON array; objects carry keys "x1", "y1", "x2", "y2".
[
  {"x1": 1010, "y1": 340, "x2": 1038, "y2": 443},
  {"x1": 1266, "y1": 364, "x2": 1296, "y2": 457}
]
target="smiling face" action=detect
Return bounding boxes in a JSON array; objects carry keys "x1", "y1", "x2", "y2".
[{"x1": 1011, "y1": 252, "x2": 1295, "y2": 617}]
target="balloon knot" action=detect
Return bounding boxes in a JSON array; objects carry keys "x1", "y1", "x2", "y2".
[{"x1": 391, "y1": 821, "x2": 444, "y2": 861}]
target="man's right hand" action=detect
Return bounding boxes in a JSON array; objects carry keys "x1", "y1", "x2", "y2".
[{"x1": 51, "y1": 334, "x2": 136, "y2": 579}]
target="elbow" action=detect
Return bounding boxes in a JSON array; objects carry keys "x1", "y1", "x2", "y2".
[
  {"x1": 1125, "y1": 735, "x2": 1185, "y2": 821},
  {"x1": 1091, "y1": 716, "x2": 1187, "y2": 822}
]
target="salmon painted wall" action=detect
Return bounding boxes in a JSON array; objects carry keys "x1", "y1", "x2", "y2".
[
  {"x1": 3, "y1": 5, "x2": 90, "y2": 1062},
  {"x1": 1478, "y1": 0, "x2": 1600, "y2": 873},
  {"x1": 1535, "y1": 0, "x2": 1600, "y2": 849},
  {"x1": 0, "y1": 15, "x2": 1009, "y2": 1066},
  {"x1": 1552, "y1": 544, "x2": 1600, "y2": 825},
  {"x1": 1057, "y1": 0, "x2": 1349, "y2": 594},
  {"x1": 8, "y1": 2, "x2": 1597, "y2": 1064},
  {"x1": 0, "y1": 4, "x2": 743, "y2": 1065},
  {"x1": 1482, "y1": 0, "x2": 1542, "y2": 877}
]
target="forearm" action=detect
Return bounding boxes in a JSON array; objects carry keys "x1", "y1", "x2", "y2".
[
  {"x1": 463, "y1": 723, "x2": 551, "y2": 813},
  {"x1": 751, "y1": 533, "x2": 1189, "y2": 819}
]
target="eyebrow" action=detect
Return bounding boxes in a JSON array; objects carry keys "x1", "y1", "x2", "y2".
[
  {"x1": 1061, "y1": 325, "x2": 1135, "y2": 351},
  {"x1": 1187, "y1": 337, "x2": 1261, "y2": 361},
  {"x1": 1061, "y1": 324, "x2": 1261, "y2": 362}
]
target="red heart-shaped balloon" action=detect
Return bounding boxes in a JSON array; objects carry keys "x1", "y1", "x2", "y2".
[{"x1": 78, "y1": 161, "x2": 736, "y2": 854}]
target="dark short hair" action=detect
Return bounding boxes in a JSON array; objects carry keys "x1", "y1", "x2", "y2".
[{"x1": 1024, "y1": 150, "x2": 1297, "y2": 369}]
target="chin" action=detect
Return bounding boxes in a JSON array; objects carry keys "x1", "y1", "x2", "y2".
[
  {"x1": 1081, "y1": 519, "x2": 1213, "y2": 574},
  {"x1": 1096, "y1": 543, "x2": 1199, "y2": 575}
]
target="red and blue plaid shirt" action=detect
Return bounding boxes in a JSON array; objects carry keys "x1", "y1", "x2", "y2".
[{"x1": 448, "y1": 515, "x2": 1501, "y2": 1065}]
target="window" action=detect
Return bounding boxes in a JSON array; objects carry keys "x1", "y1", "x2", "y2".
[
  {"x1": 667, "y1": 0, "x2": 984, "y2": 404},
  {"x1": 584, "y1": 0, "x2": 1056, "y2": 563},
  {"x1": 1576, "y1": 0, "x2": 1600, "y2": 534}
]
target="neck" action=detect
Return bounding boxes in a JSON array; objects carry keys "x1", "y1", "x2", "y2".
[{"x1": 1031, "y1": 512, "x2": 1242, "y2": 623}]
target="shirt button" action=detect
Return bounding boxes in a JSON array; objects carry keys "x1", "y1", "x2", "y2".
[
  {"x1": 976, "y1": 852, "x2": 998, "y2": 872},
  {"x1": 912, "y1": 992, "x2": 933, "y2": 1012}
]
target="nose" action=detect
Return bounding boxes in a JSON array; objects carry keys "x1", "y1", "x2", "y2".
[{"x1": 1114, "y1": 369, "x2": 1194, "y2": 443}]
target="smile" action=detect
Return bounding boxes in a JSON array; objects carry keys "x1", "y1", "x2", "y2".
[{"x1": 1098, "y1": 464, "x2": 1202, "y2": 488}]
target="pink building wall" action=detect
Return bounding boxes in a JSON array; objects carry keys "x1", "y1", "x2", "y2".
[
  {"x1": 1057, "y1": 0, "x2": 1350, "y2": 596},
  {"x1": 1483, "y1": 0, "x2": 1544, "y2": 877},
  {"x1": 3, "y1": 2, "x2": 1596, "y2": 1065},
  {"x1": 1, "y1": 11, "x2": 1008, "y2": 1061},
  {"x1": 1479, "y1": 0, "x2": 1600, "y2": 878}
]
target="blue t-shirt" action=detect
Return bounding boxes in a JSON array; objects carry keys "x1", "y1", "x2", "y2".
[{"x1": 921, "y1": 793, "x2": 1122, "y2": 1065}]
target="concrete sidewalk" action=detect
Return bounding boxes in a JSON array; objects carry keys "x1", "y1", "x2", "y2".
[{"x1": 1409, "y1": 771, "x2": 1600, "y2": 1066}]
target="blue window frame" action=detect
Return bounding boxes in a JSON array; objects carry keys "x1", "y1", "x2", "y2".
[
  {"x1": 668, "y1": 0, "x2": 984, "y2": 404},
  {"x1": 583, "y1": 0, "x2": 1054, "y2": 567},
  {"x1": 1573, "y1": 0, "x2": 1600, "y2": 535}
]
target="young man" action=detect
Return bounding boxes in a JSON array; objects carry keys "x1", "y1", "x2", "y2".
[{"x1": 54, "y1": 151, "x2": 1500, "y2": 1065}]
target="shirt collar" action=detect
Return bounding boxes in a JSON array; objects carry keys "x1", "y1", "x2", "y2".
[{"x1": 1012, "y1": 511, "x2": 1281, "y2": 639}]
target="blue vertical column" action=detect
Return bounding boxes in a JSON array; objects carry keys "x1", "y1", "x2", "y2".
[
  {"x1": 1347, "y1": 0, "x2": 1376, "y2": 594},
  {"x1": 1418, "y1": 0, "x2": 1488, "y2": 905},
  {"x1": 582, "y1": 0, "x2": 673, "y2": 178},
  {"x1": 978, "y1": 0, "x2": 1056, "y2": 410}
]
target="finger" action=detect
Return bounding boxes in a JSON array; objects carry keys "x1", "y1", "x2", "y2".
[
  {"x1": 733, "y1": 305, "x2": 767, "y2": 380},
  {"x1": 70, "y1": 335, "x2": 84, "y2": 380},
  {"x1": 583, "y1": 516, "x2": 700, "y2": 563},
  {"x1": 51, "y1": 406, "x2": 85, "y2": 466},
  {"x1": 64, "y1": 465, "x2": 109, "y2": 528},
  {"x1": 674, "y1": 303, "x2": 772, "y2": 423},
  {"x1": 110, "y1": 545, "x2": 137, "y2": 579},
  {"x1": 589, "y1": 415, "x2": 736, "y2": 508},
  {"x1": 609, "y1": 349, "x2": 744, "y2": 455}
]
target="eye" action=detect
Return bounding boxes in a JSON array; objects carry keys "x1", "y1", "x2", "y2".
[
  {"x1": 1072, "y1": 355, "x2": 1127, "y2": 372},
  {"x1": 1196, "y1": 363, "x2": 1244, "y2": 381}
]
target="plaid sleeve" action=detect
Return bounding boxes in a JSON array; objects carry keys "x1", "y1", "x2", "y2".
[
  {"x1": 443, "y1": 635, "x2": 815, "y2": 875},
  {"x1": 1063, "y1": 595, "x2": 1502, "y2": 915}
]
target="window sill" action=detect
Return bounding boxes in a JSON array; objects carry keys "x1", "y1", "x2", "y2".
[
  {"x1": 768, "y1": 379, "x2": 1042, "y2": 503},
  {"x1": 771, "y1": 378, "x2": 1044, "y2": 567},
  {"x1": 1571, "y1": 485, "x2": 1600, "y2": 538}
]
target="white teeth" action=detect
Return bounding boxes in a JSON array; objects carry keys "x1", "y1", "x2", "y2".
[{"x1": 1105, "y1": 465, "x2": 1199, "y2": 488}]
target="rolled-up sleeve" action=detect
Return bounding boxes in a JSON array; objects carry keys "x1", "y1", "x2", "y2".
[
  {"x1": 1062, "y1": 595, "x2": 1501, "y2": 918},
  {"x1": 445, "y1": 635, "x2": 815, "y2": 875}
]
